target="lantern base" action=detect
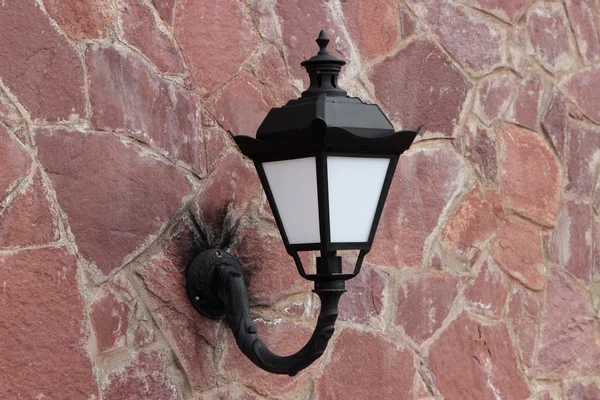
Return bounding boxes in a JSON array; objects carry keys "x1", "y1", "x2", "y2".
[{"x1": 185, "y1": 249, "x2": 243, "y2": 320}]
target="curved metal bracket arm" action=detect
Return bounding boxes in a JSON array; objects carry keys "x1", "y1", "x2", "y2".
[{"x1": 185, "y1": 249, "x2": 346, "y2": 376}]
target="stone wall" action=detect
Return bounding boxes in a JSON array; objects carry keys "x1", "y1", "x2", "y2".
[{"x1": 0, "y1": 0, "x2": 599, "y2": 399}]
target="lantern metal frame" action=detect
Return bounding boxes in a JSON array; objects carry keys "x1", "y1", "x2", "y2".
[
  {"x1": 236, "y1": 117, "x2": 418, "y2": 281},
  {"x1": 185, "y1": 30, "x2": 421, "y2": 376}
]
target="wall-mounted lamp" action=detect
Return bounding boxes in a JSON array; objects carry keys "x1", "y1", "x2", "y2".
[{"x1": 186, "y1": 30, "x2": 421, "y2": 376}]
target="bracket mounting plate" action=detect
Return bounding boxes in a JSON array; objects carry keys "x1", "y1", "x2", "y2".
[{"x1": 185, "y1": 249, "x2": 243, "y2": 319}]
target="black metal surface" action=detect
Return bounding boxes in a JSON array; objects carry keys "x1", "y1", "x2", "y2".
[
  {"x1": 300, "y1": 30, "x2": 347, "y2": 98},
  {"x1": 186, "y1": 249, "x2": 345, "y2": 376},
  {"x1": 255, "y1": 96, "x2": 401, "y2": 140},
  {"x1": 235, "y1": 114, "x2": 420, "y2": 158},
  {"x1": 316, "y1": 150, "x2": 331, "y2": 254},
  {"x1": 185, "y1": 249, "x2": 241, "y2": 319}
]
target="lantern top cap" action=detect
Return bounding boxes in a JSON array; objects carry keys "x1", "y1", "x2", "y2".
[{"x1": 300, "y1": 30, "x2": 347, "y2": 98}]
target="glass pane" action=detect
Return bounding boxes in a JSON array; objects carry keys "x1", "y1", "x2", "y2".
[
  {"x1": 327, "y1": 156, "x2": 390, "y2": 243},
  {"x1": 262, "y1": 157, "x2": 321, "y2": 245}
]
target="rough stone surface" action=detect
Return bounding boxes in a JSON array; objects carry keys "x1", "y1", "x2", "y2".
[
  {"x1": 550, "y1": 200, "x2": 593, "y2": 284},
  {"x1": 195, "y1": 152, "x2": 261, "y2": 245},
  {"x1": 398, "y1": 3, "x2": 418, "y2": 39},
  {"x1": 274, "y1": 294, "x2": 312, "y2": 320},
  {"x1": 492, "y1": 221, "x2": 544, "y2": 290},
  {"x1": 542, "y1": 89, "x2": 569, "y2": 160},
  {"x1": 0, "y1": 172, "x2": 58, "y2": 248},
  {"x1": 316, "y1": 329, "x2": 415, "y2": 399},
  {"x1": 507, "y1": 286, "x2": 541, "y2": 366},
  {"x1": 441, "y1": 184, "x2": 499, "y2": 265},
  {"x1": 507, "y1": 286, "x2": 542, "y2": 320},
  {"x1": 427, "y1": 313, "x2": 531, "y2": 400},
  {"x1": 137, "y1": 254, "x2": 217, "y2": 390},
  {"x1": 0, "y1": 248, "x2": 98, "y2": 399},
  {"x1": 209, "y1": 72, "x2": 274, "y2": 137},
  {"x1": 11, "y1": 129, "x2": 31, "y2": 149},
  {"x1": 152, "y1": 0, "x2": 175, "y2": 26},
  {"x1": 465, "y1": 0, "x2": 533, "y2": 23},
  {"x1": 594, "y1": 175, "x2": 600, "y2": 215},
  {"x1": 508, "y1": 40, "x2": 531, "y2": 76},
  {"x1": 459, "y1": 122, "x2": 499, "y2": 186},
  {"x1": 474, "y1": 71, "x2": 518, "y2": 126},
  {"x1": 90, "y1": 287, "x2": 130, "y2": 353},
  {"x1": 230, "y1": 222, "x2": 311, "y2": 305},
  {"x1": 36, "y1": 128, "x2": 192, "y2": 278},
  {"x1": 498, "y1": 125, "x2": 560, "y2": 227},
  {"x1": 203, "y1": 120, "x2": 231, "y2": 173},
  {"x1": 512, "y1": 317, "x2": 538, "y2": 367},
  {"x1": 408, "y1": 0, "x2": 505, "y2": 75},
  {"x1": 535, "y1": 270, "x2": 600, "y2": 377},
  {"x1": 338, "y1": 263, "x2": 386, "y2": 326},
  {"x1": 155, "y1": 213, "x2": 205, "y2": 274},
  {"x1": 174, "y1": 0, "x2": 258, "y2": 95},
  {"x1": 527, "y1": 3, "x2": 576, "y2": 73},
  {"x1": 505, "y1": 70, "x2": 545, "y2": 131},
  {"x1": 565, "y1": 0, "x2": 600, "y2": 65},
  {"x1": 370, "y1": 39, "x2": 472, "y2": 136},
  {"x1": 198, "y1": 385, "x2": 261, "y2": 400},
  {"x1": 567, "y1": 381, "x2": 600, "y2": 399},
  {"x1": 596, "y1": 220, "x2": 600, "y2": 281},
  {"x1": 464, "y1": 256, "x2": 508, "y2": 318},
  {"x1": 120, "y1": 0, "x2": 185, "y2": 74},
  {"x1": 87, "y1": 44, "x2": 203, "y2": 174},
  {"x1": 395, "y1": 274, "x2": 460, "y2": 344},
  {"x1": 341, "y1": 0, "x2": 401, "y2": 62},
  {"x1": 43, "y1": 0, "x2": 105, "y2": 39},
  {"x1": 275, "y1": 0, "x2": 351, "y2": 82},
  {"x1": 0, "y1": 125, "x2": 31, "y2": 201},
  {"x1": 492, "y1": 219, "x2": 545, "y2": 290},
  {"x1": 253, "y1": 49, "x2": 297, "y2": 106},
  {"x1": 539, "y1": 390, "x2": 558, "y2": 400},
  {"x1": 102, "y1": 351, "x2": 180, "y2": 400},
  {"x1": 0, "y1": 90, "x2": 25, "y2": 131},
  {"x1": 0, "y1": 0, "x2": 85, "y2": 121},
  {"x1": 564, "y1": 66, "x2": 600, "y2": 124},
  {"x1": 368, "y1": 146, "x2": 464, "y2": 268},
  {"x1": 134, "y1": 320, "x2": 156, "y2": 348},
  {"x1": 565, "y1": 120, "x2": 600, "y2": 196}
]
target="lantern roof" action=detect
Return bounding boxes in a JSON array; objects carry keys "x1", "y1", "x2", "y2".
[
  {"x1": 234, "y1": 30, "x2": 422, "y2": 161},
  {"x1": 257, "y1": 96, "x2": 397, "y2": 140}
]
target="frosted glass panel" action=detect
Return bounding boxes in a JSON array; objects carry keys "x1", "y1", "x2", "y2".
[
  {"x1": 327, "y1": 156, "x2": 390, "y2": 243},
  {"x1": 262, "y1": 157, "x2": 321, "y2": 244}
]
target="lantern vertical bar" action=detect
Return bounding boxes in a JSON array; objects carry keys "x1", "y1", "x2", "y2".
[
  {"x1": 315, "y1": 150, "x2": 332, "y2": 259},
  {"x1": 365, "y1": 154, "x2": 400, "y2": 247}
]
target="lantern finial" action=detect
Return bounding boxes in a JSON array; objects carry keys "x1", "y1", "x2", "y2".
[
  {"x1": 316, "y1": 30, "x2": 330, "y2": 54},
  {"x1": 300, "y1": 29, "x2": 347, "y2": 98}
]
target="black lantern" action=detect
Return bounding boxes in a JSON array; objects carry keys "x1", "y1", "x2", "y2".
[{"x1": 186, "y1": 31, "x2": 421, "y2": 376}]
